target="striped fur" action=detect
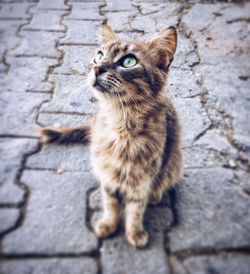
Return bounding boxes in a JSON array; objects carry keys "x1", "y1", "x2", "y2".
[{"x1": 40, "y1": 25, "x2": 183, "y2": 248}]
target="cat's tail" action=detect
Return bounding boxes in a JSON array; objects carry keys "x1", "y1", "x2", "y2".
[{"x1": 39, "y1": 126, "x2": 91, "y2": 145}]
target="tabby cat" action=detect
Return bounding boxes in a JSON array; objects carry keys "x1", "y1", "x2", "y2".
[{"x1": 40, "y1": 25, "x2": 182, "y2": 248}]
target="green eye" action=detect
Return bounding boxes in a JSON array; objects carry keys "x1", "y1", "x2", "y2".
[
  {"x1": 94, "y1": 51, "x2": 103, "y2": 63},
  {"x1": 122, "y1": 56, "x2": 137, "y2": 68}
]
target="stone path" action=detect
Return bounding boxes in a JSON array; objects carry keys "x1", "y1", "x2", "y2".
[{"x1": 0, "y1": 0, "x2": 250, "y2": 273}]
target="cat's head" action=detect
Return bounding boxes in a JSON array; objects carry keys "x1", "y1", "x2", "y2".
[{"x1": 87, "y1": 25, "x2": 177, "y2": 101}]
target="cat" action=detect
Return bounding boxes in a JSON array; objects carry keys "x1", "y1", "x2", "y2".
[{"x1": 39, "y1": 25, "x2": 183, "y2": 248}]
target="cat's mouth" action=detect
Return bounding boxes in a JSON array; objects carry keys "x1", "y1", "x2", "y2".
[
  {"x1": 94, "y1": 76, "x2": 111, "y2": 93},
  {"x1": 93, "y1": 75, "x2": 123, "y2": 95}
]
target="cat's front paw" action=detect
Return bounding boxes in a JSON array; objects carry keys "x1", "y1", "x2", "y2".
[
  {"x1": 94, "y1": 219, "x2": 117, "y2": 238},
  {"x1": 126, "y1": 229, "x2": 149, "y2": 248}
]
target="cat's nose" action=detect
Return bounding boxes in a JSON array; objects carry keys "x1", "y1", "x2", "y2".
[{"x1": 93, "y1": 65, "x2": 106, "y2": 76}]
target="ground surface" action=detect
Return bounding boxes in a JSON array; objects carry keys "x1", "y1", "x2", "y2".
[{"x1": 0, "y1": 0, "x2": 250, "y2": 273}]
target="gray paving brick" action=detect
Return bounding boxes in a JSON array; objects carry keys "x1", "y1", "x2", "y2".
[
  {"x1": 169, "y1": 167, "x2": 250, "y2": 252},
  {"x1": 172, "y1": 254, "x2": 250, "y2": 274},
  {"x1": 130, "y1": 3, "x2": 179, "y2": 34},
  {"x1": 24, "y1": 8, "x2": 66, "y2": 31},
  {"x1": 183, "y1": 146, "x2": 227, "y2": 169},
  {"x1": 26, "y1": 144, "x2": 91, "y2": 172},
  {"x1": 0, "y1": 258, "x2": 98, "y2": 274},
  {"x1": 60, "y1": 20, "x2": 100, "y2": 45},
  {"x1": 36, "y1": 0, "x2": 69, "y2": 10},
  {"x1": 197, "y1": 62, "x2": 250, "y2": 149},
  {"x1": 66, "y1": 2, "x2": 104, "y2": 21},
  {"x1": 0, "y1": 2, "x2": 32, "y2": 19},
  {"x1": 54, "y1": 45, "x2": 96, "y2": 75},
  {"x1": 173, "y1": 97, "x2": 210, "y2": 147},
  {"x1": 106, "y1": 11, "x2": 136, "y2": 32},
  {"x1": 0, "y1": 57, "x2": 56, "y2": 92},
  {"x1": 11, "y1": 30, "x2": 63, "y2": 58},
  {"x1": 38, "y1": 113, "x2": 91, "y2": 127},
  {"x1": 103, "y1": 0, "x2": 134, "y2": 12},
  {"x1": 168, "y1": 68, "x2": 202, "y2": 98},
  {"x1": 0, "y1": 91, "x2": 50, "y2": 136},
  {"x1": 2, "y1": 170, "x2": 98, "y2": 254},
  {"x1": 0, "y1": 209, "x2": 19, "y2": 234},
  {"x1": 0, "y1": 19, "x2": 27, "y2": 67},
  {"x1": 0, "y1": 138, "x2": 38, "y2": 204},
  {"x1": 173, "y1": 34, "x2": 199, "y2": 69},
  {"x1": 41, "y1": 74, "x2": 96, "y2": 115},
  {"x1": 195, "y1": 129, "x2": 237, "y2": 155}
]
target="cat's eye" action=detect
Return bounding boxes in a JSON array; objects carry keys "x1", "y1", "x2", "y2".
[
  {"x1": 121, "y1": 55, "x2": 137, "y2": 68},
  {"x1": 94, "y1": 51, "x2": 104, "y2": 63}
]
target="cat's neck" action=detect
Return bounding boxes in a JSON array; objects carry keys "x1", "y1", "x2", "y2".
[{"x1": 97, "y1": 92, "x2": 166, "y2": 132}]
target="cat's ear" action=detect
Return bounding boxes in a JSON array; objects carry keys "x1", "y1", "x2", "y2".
[
  {"x1": 147, "y1": 26, "x2": 177, "y2": 71},
  {"x1": 97, "y1": 24, "x2": 118, "y2": 44}
]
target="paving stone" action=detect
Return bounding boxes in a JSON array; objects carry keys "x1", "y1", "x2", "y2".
[
  {"x1": 36, "y1": 0, "x2": 69, "y2": 10},
  {"x1": 183, "y1": 146, "x2": 227, "y2": 169},
  {"x1": 0, "y1": 138, "x2": 38, "y2": 204},
  {"x1": 0, "y1": 258, "x2": 98, "y2": 274},
  {"x1": 133, "y1": 0, "x2": 167, "y2": 3},
  {"x1": 41, "y1": 74, "x2": 97, "y2": 115},
  {"x1": 173, "y1": 33, "x2": 199, "y2": 69},
  {"x1": 169, "y1": 167, "x2": 250, "y2": 252},
  {"x1": 11, "y1": 30, "x2": 62, "y2": 58},
  {"x1": 68, "y1": 0, "x2": 104, "y2": 2},
  {"x1": 173, "y1": 98, "x2": 210, "y2": 147},
  {"x1": 197, "y1": 62, "x2": 250, "y2": 148},
  {"x1": 60, "y1": 20, "x2": 100, "y2": 45},
  {"x1": 26, "y1": 144, "x2": 91, "y2": 172},
  {"x1": 100, "y1": 206, "x2": 173, "y2": 274},
  {"x1": 0, "y1": 209, "x2": 19, "y2": 234},
  {"x1": 0, "y1": 62, "x2": 7, "y2": 73},
  {"x1": 54, "y1": 45, "x2": 96, "y2": 75},
  {"x1": 195, "y1": 129, "x2": 237, "y2": 155},
  {"x1": 0, "y1": 19, "x2": 27, "y2": 67},
  {"x1": 131, "y1": 3, "x2": 179, "y2": 34},
  {"x1": 0, "y1": 91, "x2": 50, "y2": 136},
  {"x1": 172, "y1": 254, "x2": 250, "y2": 274},
  {"x1": 234, "y1": 170, "x2": 250, "y2": 196},
  {"x1": 0, "y1": 56, "x2": 56, "y2": 92},
  {"x1": 184, "y1": 3, "x2": 250, "y2": 65},
  {"x1": 106, "y1": 11, "x2": 136, "y2": 32},
  {"x1": 38, "y1": 113, "x2": 91, "y2": 127},
  {"x1": 130, "y1": 14, "x2": 156, "y2": 35},
  {"x1": 66, "y1": 2, "x2": 104, "y2": 21},
  {"x1": 182, "y1": 3, "x2": 222, "y2": 39},
  {"x1": 168, "y1": 68, "x2": 203, "y2": 98},
  {"x1": 2, "y1": 170, "x2": 98, "y2": 254},
  {"x1": 24, "y1": 9, "x2": 66, "y2": 31},
  {"x1": 89, "y1": 188, "x2": 101, "y2": 210},
  {"x1": 149, "y1": 5, "x2": 180, "y2": 32},
  {"x1": 0, "y1": 2, "x2": 32, "y2": 19},
  {"x1": 103, "y1": 0, "x2": 134, "y2": 12}
]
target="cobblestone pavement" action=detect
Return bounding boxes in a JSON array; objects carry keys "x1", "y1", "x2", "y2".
[{"x1": 0, "y1": 0, "x2": 250, "y2": 273}]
